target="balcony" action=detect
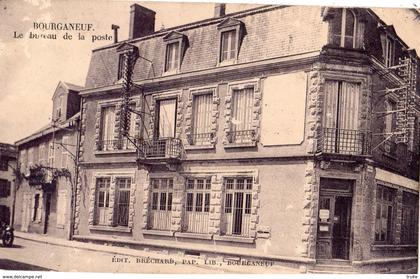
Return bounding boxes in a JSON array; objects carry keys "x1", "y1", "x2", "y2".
[
  {"x1": 137, "y1": 137, "x2": 182, "y2": 160},
  {"x1": 226, "y1": 129, "x2": 256, "y2": 145},
  {"x1": 96, "y1": 138, "x2": 136, "y2": 152},
  {"x1": 187, "y1": 132, "x2": 215, "y2": 146},
  {"x1": 317, "y1": 128, "x2": 371, "y2": 156}
]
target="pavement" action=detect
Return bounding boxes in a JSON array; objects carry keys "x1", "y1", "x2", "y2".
[{"x1": 7, "y1": 231, "x2": 300, "y2": 273}]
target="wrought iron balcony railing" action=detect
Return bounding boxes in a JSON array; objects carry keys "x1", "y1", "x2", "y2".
[
  {"x1": 317, "y1": 128, "x2": 371, "y2": 156},
  {"x1": 137, "y1": 137, "x2": 182, "y2": 159},
  {"x1": 227, "y1": 130, "x2": 256, "y2": 144},
  {"x1": 96, "y1": 138, "x2": 136, "y2": 151},
  {"x1": 187, "y1": 132, "x2": 215, "y2": 145}
]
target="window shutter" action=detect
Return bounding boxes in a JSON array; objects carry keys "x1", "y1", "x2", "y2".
[{"x1": 6, "y1": 181, "x2": 10, "y2": 197}]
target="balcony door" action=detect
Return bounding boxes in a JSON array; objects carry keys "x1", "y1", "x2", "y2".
[{"x1": 323, "y1": 80, "x2": 361, "y2": 154}]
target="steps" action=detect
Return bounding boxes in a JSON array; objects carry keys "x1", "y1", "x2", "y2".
[{"x1": 308, "y1": 260, "x2": 359, "y2": 274}]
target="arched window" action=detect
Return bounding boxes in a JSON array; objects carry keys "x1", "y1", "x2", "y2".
[{"x1": 331, "y1": 8, "x2": 357, "y2": 48}]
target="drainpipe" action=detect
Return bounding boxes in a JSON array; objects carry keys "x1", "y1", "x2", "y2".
[{"x1": 68, "y1": 107, "x2": 82, "y2": 241}]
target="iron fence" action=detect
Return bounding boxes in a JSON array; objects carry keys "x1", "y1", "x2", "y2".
[
  {"x1": 227, "y1": 130, "x2": 256, "y2": 144},
  {"x1": 187, "y1": 132, "x2": 215, "y2": 145},
  {"x1": 317, "y1": 128, "x2": 371, "y2": 155},
  {"x1": 138, "y1": 138, "x2": 182, "y2": 158}
]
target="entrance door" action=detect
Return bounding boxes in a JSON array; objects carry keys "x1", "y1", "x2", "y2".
[
  {"x1": 43, "y1": 193, "x2": 52, "y2": 234},
  {"x1": 21, "y1": 193, "x2": 32, "y2": 232},
  {"x1": 316, "y1": 189, "x2": 352, "y2": 260}
]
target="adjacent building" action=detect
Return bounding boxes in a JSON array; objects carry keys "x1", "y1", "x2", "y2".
[
  {"x1": 14, "y1": 81, "x2": 82, "y2": 239},
  {"x1": 0, "y1": 143, "x2": 17, "y2": 226}
]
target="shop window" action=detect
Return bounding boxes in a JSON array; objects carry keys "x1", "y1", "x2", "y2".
[
  {"x1": 222, "y1": 177, "x2": 253, "y2": 237},
  {"x1": 401, "y1": 191, "x2": 418, "y2": 244},
  {"x1": 375, "y1": 185, "x2": 396, "y2": 243},
  {"x1": 148, "y1": 178, "x2": 173, "y2": 231},
  {"x1": 0, "y1": 179, "x2": 10, "y2": 198},
  {"x1": 183, "y1": 178, "x2": 211, "y2": 234}
]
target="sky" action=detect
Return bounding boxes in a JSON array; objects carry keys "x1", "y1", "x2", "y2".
[{"x1": 0, "y1": 0, "x2": 419, "y2": 144}]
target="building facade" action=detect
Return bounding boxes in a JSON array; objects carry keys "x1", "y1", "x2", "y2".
[
  {"x1": 0, "y1": 143, "x2": 17, "y2": 226},
  {"x1": 73, "y1": 4, "x2": 419, "y2": 273},
  {"x1": 14, "y1": 81, "x2": 82, "y2": 239}
]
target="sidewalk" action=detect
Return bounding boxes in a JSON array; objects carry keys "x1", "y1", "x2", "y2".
[{"x1": 14, "y1": 231, "x2": 301, "y2": 274}]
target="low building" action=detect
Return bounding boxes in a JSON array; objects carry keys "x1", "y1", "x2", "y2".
[
  {"x1": 0, "y1": 143, "x2": 17, "y2": 226},
  {"x1": 14, "y1": 81, "x2": 82, "y2": 239}
]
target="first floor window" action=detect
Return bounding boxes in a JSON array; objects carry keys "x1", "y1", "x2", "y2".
[
  {"x1": 191, "y1": 93, "x2": 213, "y2": 145},
  {"x1": 183, "y1": 178, "x2": 211, "y2": 234},
  {"x1": 148, "y1": 178, "x2": 173, "y2": 231},
  {"x1": 401, "y1": 191, "x2": 418, "y2": 244},
  {"x1": 115, "y1": 178, "x2": 131, "y2": 227},
  {"x1": 229, "y1": 87, "x2": 255, "y2": 143},
  {"x1": 95, "y1": 178, "x2": 111, "y2": 225},
  {"x1": 375, "y1": 185, "x2": 395, "y2": 243},
  {"x1": 222, "y1": 177, "x2": 253, "y2": 237},
  {"x1": 0, "y1": 157, "x2": 8, "y2": 171}
]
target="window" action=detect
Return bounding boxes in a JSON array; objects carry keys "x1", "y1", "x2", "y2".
[
  {"x1": 48, "y1": 142, "x2": 55, "y2": 167},
  {"x1": 0, "y1": 157, "x2": 8, "y2": 171},
  {"x1": 323, "y1": 80, "x2": 362, "y2": 154},
  {"x1": 157, "y1": 99, "x2": 177, "y2": 138},
  {"x1": 0, "y1": 205, "x2": 10, "y2": 225},
  {"x1": 56, "y1": 95, "x2": 63, "y2": 119},
  {"x1": 0, "y1": 179, "x2": 10, "y2": 198},
  {"x1": 121, "y1": 104, "x2": 137, "y2": 150},
  {"x1": 183, "y1": 178, "x2": 211, "y2": 234},
  {"x1": 165, "y1": 42, "x2": 180, "y2": 72},
  {"x1": 375, "y1": 185, "x2": 396, "y2": 243},
  {"x1": 222, "y1": 177, "x2": 253, "y2": 237},
  {"x1": 28, "y1": 147, "x2": 34, "y2": 168},
  {"x1": 99, "y1": 106, "x2": 116, "y2": 151},
  {"x1": 39, "y1": 144, "x2": 46, "y2": 165},
  {"x1": 56, "y1": 191, "x2": 67, "y2": 227},
  {"x1": 383, "y1": 100, "x2": 397, "y2": 155},
  {"x1": 220, "y1": 30, "x2": 237, "y2": 62},
  {"x1": 190, "y1": 93, "x2": 213, "y2": 145},
  {"x1": 33, "y1": 194, "x2": 41, "y2": 222},
  {"x1": 229, "y1": 87, "x2": 254, "y2": 143},
  {"x1": 61, "y1": 136, "x2": 69, "y2": 169},
  {"x1": 401, "y1": 191, "x2": 418, "y2": 244},
  {"x1": 331, "y1": 8, "x2": 357, "y2": 48},
  {"x1": 117, "y1": 54, "x2": 125, "y2": 80},
  {"x1": 115, "y1": 178, "x2": 131, "y2": 227},
  {"x1": 94, "y1": 178, "x2": 111, "y2": 225},
  {"x1": 384, "y1": 35, "x2": 395, "y2": 67},
  {"x1": 148, "y1": 178, "x2": 173, "y2": 231},
  {"x1": 20, "y1": 150, "x2": 27, "y2": 174}
]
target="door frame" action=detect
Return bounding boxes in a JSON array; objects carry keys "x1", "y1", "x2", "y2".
[{"x1": 316, "y1": 177, "x2": 355, "y2": 262}]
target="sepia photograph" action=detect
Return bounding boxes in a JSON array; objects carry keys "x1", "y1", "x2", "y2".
[{"x1": 0, "y1": 0, "x2": 419, "y2": 275}]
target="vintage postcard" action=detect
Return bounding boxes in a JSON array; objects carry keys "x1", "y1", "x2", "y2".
[{"x1": 0, "y1": 0, "x2": 419, "y2": 276}]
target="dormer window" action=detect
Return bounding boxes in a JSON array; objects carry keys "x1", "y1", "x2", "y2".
[
  {"x1": 217, "y1": 18, "x2": 244, "y2": 65},
  {"x1": 56, "y1": 95, "x2": 63, "y2": 119},
  {"x1": 165, "y1": 42, "x2": 180, "y2": 72},
  {"x1": 384, "y1": 35, "x2": 395, "y2": 67},
  {"x1": 331, "y1": 8, "x2": 357, "y2": 48},
  {"x1": 162, "y1": 31, "x2": 187, "y2": 75},
  {"x1": 220, "y1": 30, "x2": 236, "y2": 62},
  {"x1": 117, "y1": 54, "x2": 125, "y2": 80}
]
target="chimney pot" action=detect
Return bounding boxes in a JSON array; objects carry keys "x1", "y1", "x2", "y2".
[
  {"x1": 129, "y1": 4, "x2": 156, "y2": 40},
  {"x1": 214, "y1": 3, "x2": 226, "y2": 18}
]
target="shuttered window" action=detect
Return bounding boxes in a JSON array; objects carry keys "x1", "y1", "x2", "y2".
[
  {"x1": 191, "y1": 93, "x2": 213, "y2": 144},
  {"x1": 100, "y1": 106, "x2": 116, "y2": 151},
  {"x1": 231, "y1": 87, "x2": 254, "y2": 132},
  {"x1": 375, "y1": 185, "x2": 395, "y2": 243},
  {"x1": 158, "y1": 99, "x2": 177, "y2": 138},
  {"x1": 0, "y1": 179, "x2": 10, "y2": 198}
]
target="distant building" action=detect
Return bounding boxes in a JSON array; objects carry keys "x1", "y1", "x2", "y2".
[
  {"x1": 14, "y1": 81, "x2": 82, "y2": 239},
  {"x1": 0, "y1": 143, "x2": 17, "y2": 226}
]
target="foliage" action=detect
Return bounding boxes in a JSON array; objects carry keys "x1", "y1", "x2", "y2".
[{"x1": 28, "y1": 164, "x2": 72, "y2": 187}]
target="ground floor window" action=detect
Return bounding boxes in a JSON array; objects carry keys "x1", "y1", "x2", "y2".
[
  {"x1": 375, "y1": 185, "x2": 396, "y2": 243},
  {"x1": 94, "y1": 178, "x2": 111, "y2": 225},
  {"x1": 148, "y1": 178, "x2": 173, "y2": 231},
  {"x1": 33, "y1": 193, "x2": 41, "y2": 222},
  {"x1": 183, "y1": 178, "x2": 211, "y2": 234},
  {"x1": 115, "y1": 178, "x2": 131, "y2": 227},
  {"x1": 222, "y1": 177, "x2": 253, "y2": 237},
  {"x1": 0, "y1": 205, "x2": 10, "y2": 225},
  {"x1": 401, "y1": 191, "x2": 418, "y2": 244}
]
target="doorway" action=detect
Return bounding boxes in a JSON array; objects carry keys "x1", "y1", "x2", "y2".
[
  {"x1": 316, "y1": 178, "x2": 353, "y2": 260},
  {"x1": 43, "y1": 193, "x2": 52, "y2": 234}
]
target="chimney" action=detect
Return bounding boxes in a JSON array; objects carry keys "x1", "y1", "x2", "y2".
[
  {"x1": 129, "y1": 4, "x2": 156, "y2": 40},
  {"x1": 214, "y1": 3, "x2": 226, "y2": 18},
  {"x1": 111, "y1": 24, "x2": 119, "y2": 44}
]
